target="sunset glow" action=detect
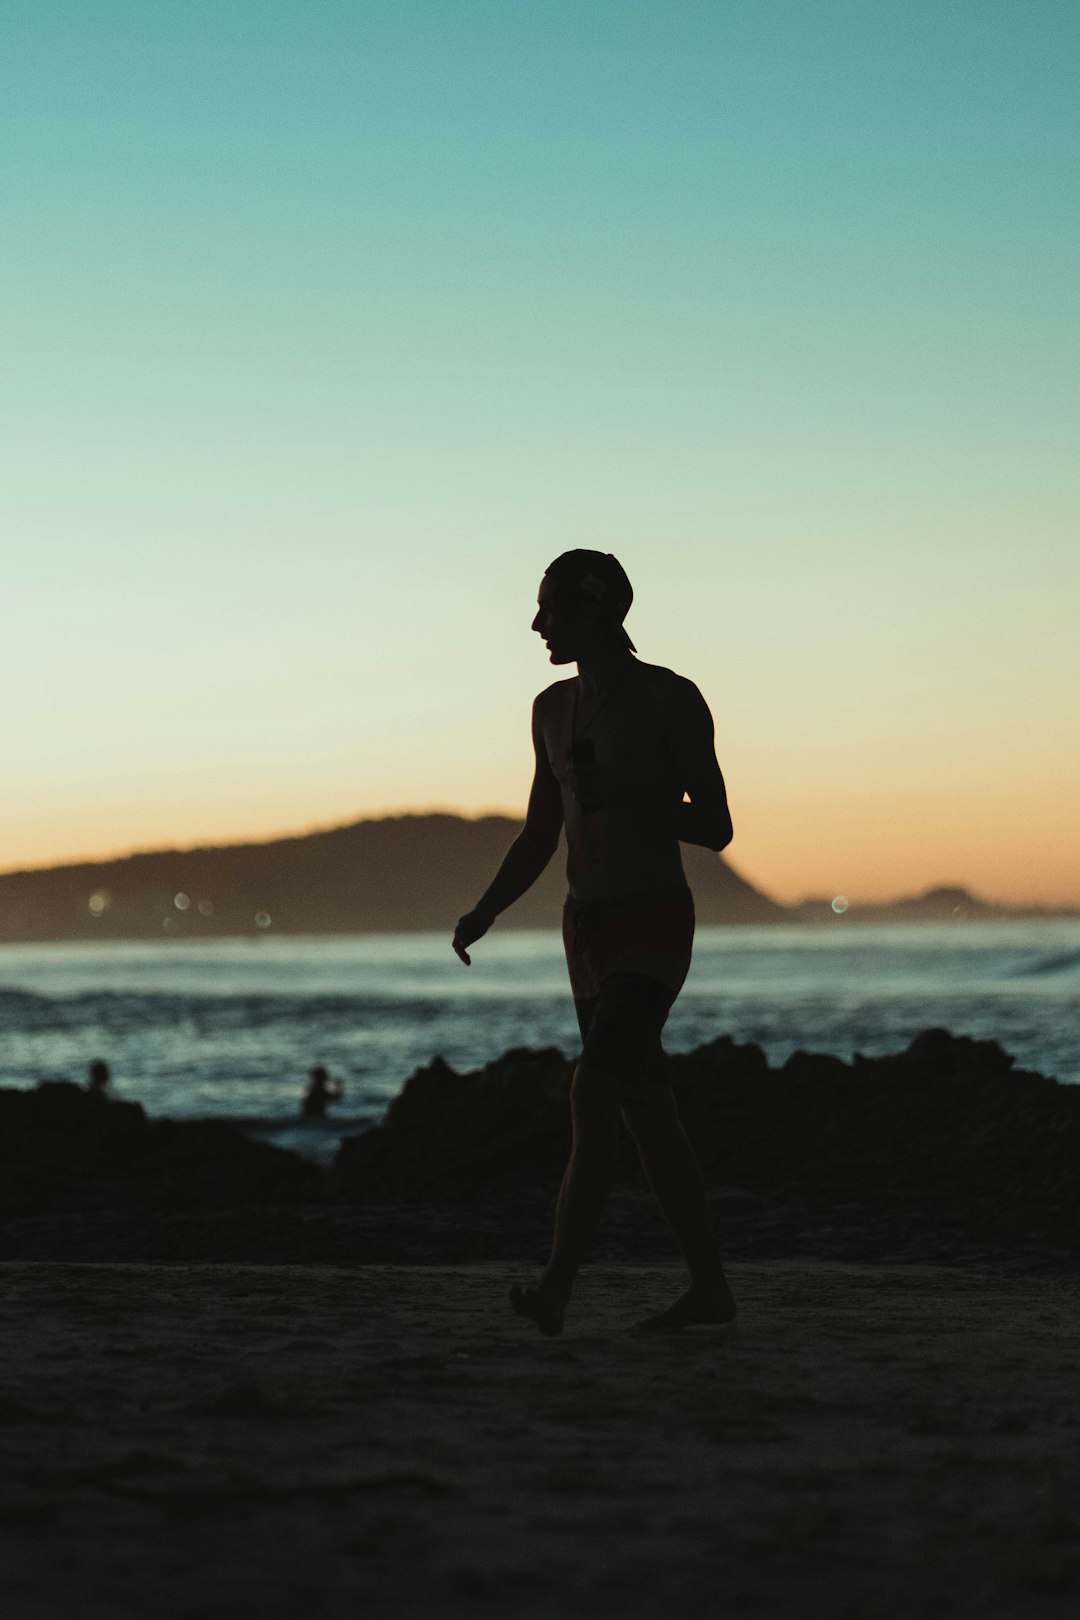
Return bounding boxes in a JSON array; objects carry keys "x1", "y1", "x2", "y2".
[{"x1": 3, "y1": 2, "x2": 1077, "y2": 908}]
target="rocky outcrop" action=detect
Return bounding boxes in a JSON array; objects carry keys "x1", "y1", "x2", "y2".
[
  {"x1": 3, "y1": 1030, "x2": 1078, "y2": 1259},
  {"x1": 327, "y1": 1047, "x2": 575, "y2": 1202},
  {"x1": 328, "y1": 1029, "x2": 1080, "y2": 1251},
  {"x1": 0, "y1": 1081, "x2": 320, "y2": 1215}
]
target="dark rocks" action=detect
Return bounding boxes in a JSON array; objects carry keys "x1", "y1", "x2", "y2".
[
  {"x1": 0, "y1": 1080, "x2": 320, "y2": 1216},
  {"x1": 327, "y1": 1047, "x2": 573, "y2": 1201},
  {"x1": 3, "y1": 1029, "x2": 1080, "y2": 1264},
  {"x1": 327, "y1": 1029, "x2": 1080, "y2": 1254}
]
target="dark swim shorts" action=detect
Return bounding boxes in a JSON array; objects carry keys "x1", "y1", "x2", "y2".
[{"x1": 562, "y1": 886, "x2": 695, "y2": 1097}]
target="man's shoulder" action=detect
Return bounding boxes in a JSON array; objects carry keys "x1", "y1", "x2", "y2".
[
  {"x1": 534, "y1": 678, "x2": 575, "y2": 710},
  {"x1": 636, "y1": 660, "x2": 689, "y2": 684},
  {"x1": 635, "y1": 662, "x2": 700, "y2": 702}
]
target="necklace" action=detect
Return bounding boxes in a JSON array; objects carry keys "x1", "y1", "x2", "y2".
[{"x1": 571, "y1": 663, "x2": 634, "y2": 746}]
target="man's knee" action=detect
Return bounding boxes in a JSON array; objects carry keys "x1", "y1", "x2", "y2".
[
  {"x1": 620, "y1": 1081, "x2": 679, "y2": 1139},
  {"x1": 570, "y1": 1061, "x2": 621, "y2": 1122}
]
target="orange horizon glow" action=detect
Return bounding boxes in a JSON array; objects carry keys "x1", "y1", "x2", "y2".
[{"x1": 3, "y1": 798, "x2": 1078, "y2": 912}]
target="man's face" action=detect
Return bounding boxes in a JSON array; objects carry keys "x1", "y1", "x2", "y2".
[{"x1": 532, "y1": 576, "x2": 585, "y2": 664}]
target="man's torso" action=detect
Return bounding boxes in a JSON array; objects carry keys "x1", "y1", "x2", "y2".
[{"x1": 537, "y1": 660, "x2": 689, "y2": 901}]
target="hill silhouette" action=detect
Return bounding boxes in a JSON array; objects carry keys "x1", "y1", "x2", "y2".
[
  {"x1": 792, "y1": 885, "x2": 1075, "y2": 923},
  {"x1": 0, "y1": 813, "x2": 786, "y2": 942}
]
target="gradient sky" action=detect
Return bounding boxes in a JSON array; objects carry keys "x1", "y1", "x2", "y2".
[{"x1": 3, "y1": 1, "x2": 1078, "y2": 905}]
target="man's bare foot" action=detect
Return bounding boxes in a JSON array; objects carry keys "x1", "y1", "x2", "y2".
[
  {"x1": 509, "y1": 1284, "x2": 566, "y2": 1338},
  {"x1": 632, "y1": 1280, "x2": 737, "y2": 1334}
]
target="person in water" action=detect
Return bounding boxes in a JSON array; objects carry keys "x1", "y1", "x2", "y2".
[
  {"x1": 453, "y1": 551, "x2": 737, "y2": 1335},
  {"x1": 301, "y1": 1065, "x2": 344, "y2": 1119},
  {"x1": 87, "y1": 1059, "x2": 111, "y2": 1095}
]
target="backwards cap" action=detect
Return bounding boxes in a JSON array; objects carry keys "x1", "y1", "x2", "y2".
[{"x1": 543, "y1": 550, "x2": 636, "y2": 653}]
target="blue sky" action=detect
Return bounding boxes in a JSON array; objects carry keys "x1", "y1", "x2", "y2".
[{"x1": 3, "y1": 1, "x2": 1078, "y2": 901}]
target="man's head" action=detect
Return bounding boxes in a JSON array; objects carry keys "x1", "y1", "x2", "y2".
[{"x1": 532, "y1": 551, "x2": 636, "y2": 664}]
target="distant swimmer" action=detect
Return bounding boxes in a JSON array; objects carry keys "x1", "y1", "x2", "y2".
[
  {"x1": 87, "y1": 1059, "x2": 111, "y2": 1095},
  {"x1": 453, "y1": 551, "x2": 737, "y2": 1335},
  {"x1": 301, "y1": 1065, "x2": 344, "y2": 1119}
]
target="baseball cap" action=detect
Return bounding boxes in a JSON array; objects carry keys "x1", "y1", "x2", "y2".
[{"x1": 543, "y1": 550, "x2": 636, "y2": 653}]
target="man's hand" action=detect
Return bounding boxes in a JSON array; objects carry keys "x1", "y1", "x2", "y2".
[{"x1": 452, "y1": 906, "x2": 495, "y2": 966}]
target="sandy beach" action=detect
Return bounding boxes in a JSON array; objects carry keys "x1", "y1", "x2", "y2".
[
  {"x1": 4, "y1": 1030, "x2": 1080, "y2": 1615},
  {"x1": 4, "y1": 1256, "x2": 1080, "y2": 1618}
]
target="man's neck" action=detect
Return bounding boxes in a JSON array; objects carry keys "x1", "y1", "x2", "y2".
[{"x1": 576, "y1": 645, "x2": 635, "y2": 698}]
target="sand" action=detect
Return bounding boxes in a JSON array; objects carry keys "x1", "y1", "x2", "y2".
[{"x1": 3, "y1": 1259, "x2": 1080, "y2": 1618}]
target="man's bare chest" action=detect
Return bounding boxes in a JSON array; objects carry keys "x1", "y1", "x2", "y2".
[{"x1": 543, "y1": 678, "x2": 676, "y2": 793}]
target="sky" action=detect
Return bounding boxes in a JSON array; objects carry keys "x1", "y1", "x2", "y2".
[{"x1": 3, "y1": 0, "x2": 1078, "y2": 906}]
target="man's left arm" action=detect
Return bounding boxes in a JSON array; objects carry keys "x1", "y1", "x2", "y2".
[{"x1": 667, "y1": 680, "x2": 733, "y2": 852}]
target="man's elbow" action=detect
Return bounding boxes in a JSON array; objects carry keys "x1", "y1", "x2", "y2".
[
  {"x1": 520, "y1": 822, "x2": 561, "y2": 863},
  {"x1": 711, "y1": 816, "x2": 734, "y2": 854}
]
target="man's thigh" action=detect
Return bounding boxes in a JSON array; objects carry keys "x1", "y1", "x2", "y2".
[{"x1": 574, "y1": 971, "x2": 677, "y2": 1101}]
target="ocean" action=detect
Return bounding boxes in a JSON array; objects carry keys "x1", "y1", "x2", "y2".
[{"x1": 1, "y1": 920, "x2": 1077, "y2": 1163}]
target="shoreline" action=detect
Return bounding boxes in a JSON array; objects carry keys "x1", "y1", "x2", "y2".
[{"x1": 3, "y1": 910, "x2": 1079, "y2": 946}]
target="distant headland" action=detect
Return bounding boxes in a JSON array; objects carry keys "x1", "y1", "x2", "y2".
[{"x1": 0, "y1": 815, "x2": 1072, "y2": 942}]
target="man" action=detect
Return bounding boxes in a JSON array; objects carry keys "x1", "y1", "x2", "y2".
[
  {"x1": 86, "y1": 1059, "x2": 111, "y2": 1095},
  {"x1": 301, "y1": 1065, "x2": 345, "y2": 1120},
  {"x1": 452, "y1": 550, "x2": 736, "y2": 1336}
]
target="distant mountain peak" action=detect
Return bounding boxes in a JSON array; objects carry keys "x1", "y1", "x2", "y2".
[
  {"x1": 918, "y1": 885, "x2": 983, "y2": 908},
  {"x1": 0, "y1": 810, "x2": 784, "y2": 941}
]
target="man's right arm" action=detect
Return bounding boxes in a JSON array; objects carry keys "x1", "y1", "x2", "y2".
[
  {"x1": 452, "y1": 694, "x2": 564, "y2": 964},
  {"x1": 476, "y1": 693, "x2": 565, "y2": 917}
]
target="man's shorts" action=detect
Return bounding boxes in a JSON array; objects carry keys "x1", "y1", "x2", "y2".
[{"x1": 562, "y1": 886, "x2": 695, "y2": 1099}]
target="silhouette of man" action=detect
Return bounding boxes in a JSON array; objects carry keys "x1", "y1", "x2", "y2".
[
  {"x1": 301, "y1": 1065, "x2": 344, "y2": 1119},
  {"x1": 87, "y1": 1059, "x2": 110, "y2": 1095},
  {"x1": 453, "y1": 551, "x2": 737, "y2": 1335}
]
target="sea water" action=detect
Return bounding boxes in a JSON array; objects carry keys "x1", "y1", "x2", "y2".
[{"x1": 0, "y1": 921, "x2": 1077, "y2": 1163}]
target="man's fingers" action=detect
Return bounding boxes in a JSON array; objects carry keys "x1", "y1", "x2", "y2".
[{"x1": 452, "y1": 908, "x2": 490, "y2": 965}]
